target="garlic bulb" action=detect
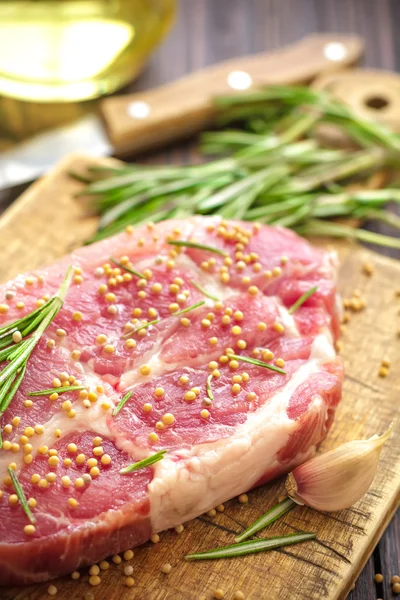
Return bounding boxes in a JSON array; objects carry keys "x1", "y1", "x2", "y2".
[{"x1": 285, "y1": 423, "x2": 394, "y2": 512}]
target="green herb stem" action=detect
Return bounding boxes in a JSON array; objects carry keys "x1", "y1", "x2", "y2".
[
  {"x1": 230, "y1": 354, "x2": 286, "y2": 375},
  {"x1": 206, "y1": 374, "x2": 214, "y2": 401},
  {"x1": 110, "y1": 257, "x2": 145, "y2": 279},
  {"x1": 113, "y1": 391, "x2": 133, "y2": 416},
  {"x1": 172, "y1": 301, "x2": 206, "y2": 317},
  {"x1": 8, "y1": 467, "x2": 36, "y2": 524},
  {"x1": 191, "y1": 280, "x2": 221, "y2": 302},
  {"x1": 73, "y1": 84, "x2": 400, "y2": 251},
  {"x1": 28, "y1": 385, "x2": 86, "y2": 397},
  {"x1": 235, "y1": 498, "x2": 296, "y2": 543},
  {"x1": 167, "y1": 240, "x2": 228, "y2": 256},
  {"x1": 288, "y1": 286, "x2": 318, "y2": 314},
  {"x1": 185, "y1": 531, "x2": 316, "y2": 560},
  {"x1": 0, "y1": 268, "x2": 73, "y2": 449},
  {"x1": 120, "y1": 450, "x2": 167, "y2": 474}
]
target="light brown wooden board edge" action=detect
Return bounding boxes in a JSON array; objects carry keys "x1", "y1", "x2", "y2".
[{"x1": 0, "y1": 153, "x2": 399, "y2": 600}]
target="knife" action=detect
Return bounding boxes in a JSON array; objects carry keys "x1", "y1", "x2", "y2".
[{"x1": 0, "y1": 33, "x2": 363, "y2": 191}]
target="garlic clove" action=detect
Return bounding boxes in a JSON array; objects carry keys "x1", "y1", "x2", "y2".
[{"x1": 285, "y1": 423, "x2": 394, "y2": 512}]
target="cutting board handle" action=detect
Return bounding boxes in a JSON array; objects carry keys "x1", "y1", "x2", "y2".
[{"x1": 100, "y1": 33, "x2": 364, "y2": 156}]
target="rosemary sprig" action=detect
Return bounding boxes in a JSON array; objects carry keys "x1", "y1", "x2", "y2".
[
  {"x1": 230, "y1": 354, "x2": 286, "y2": 375},
  {"x1": 0, "y1": 267, "x2": 73, "y2": 448},
  {"x1": 235, "y1": 497, "x2": 296, "y2": 543},
  {"x1": 113, "y1": 391, "x2": 133, "y2": 416},
  {"x1": 185, "y1": 531, "x2": 316, "y2": 560},
  {"x1": 206, "y1": 374, "x2": 214, "y2": 401},
  {"x1": 126, "y1": 317, "x2": 161, "y2": 336},
  {"x1": 172, "y1": 300, "x2": 206, "y2": 316},
  {"x1": 122, "y1": 301, "x2": 206, "y2": 339},
  {"x1": 120, "y1": 450, "x2": 167, "y2": 474},
  {"x1": 28, "y1": 385, "x2": 85, "y2": 397},
  {"x1": 74, "y1": 84, "x2": 400, "y2": 251},
  {"x1": 191, "y1": 280, "x2": 221, "y2": 302},
  {"x1": 8, "y1": 467, "x2": 36, "y2": 524},
  {"x1": 110, "y1": 257, "x2": 145, "y2": 279},
  {"x1": 167, "y1": 240, "x2": 228, "y2": 257},
  {"x1": 288, "y1": 286, "x2": 318, "y2": 314}
]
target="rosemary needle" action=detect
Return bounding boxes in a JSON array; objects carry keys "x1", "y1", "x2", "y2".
[
  {"x1": 185, "y1": 532, "x2": 316, "y2": 560},
  {"x1": 230, "y1": 354, "x2": 286, "y2": 375},
  {"x1": 122, "y1": 301, "x2": 206, "y2": 339},
  {"x1": 288, "y1": 286, "x2": 318, "y2": 314},
  {"x1": 113, "y1": 391, "x2": 133, "y2": 417},
  {"x1": 172, "y1": 301, "x2": 206, "y2": 316},
  {"x1": 235, "y1": 497, "x2": 296, "y2": 543},
  {"x1": 126, "y1": 318, "x2": 161, "y2": 336},
  {"x1": 191, "y1": 280, "x2": 221, "y2": 302},
  {"x1": 110, "y1": 257, "x2": 145, "y2": 279},
  {"x1": 120, "y1": 450, "x2": 167, "y2": 474},
  {"x1": 167, "y1": 240, "x2": 228, "y2": 257},
  {"x1": 206, "y1": 374, "x2": 214, "y2": 401},
  {"x1": 8, "y1": 467, "x2": 36, "y2": 524},
  {"x1": 28, "y1": 385, "x2": 86, "y2": 397}
]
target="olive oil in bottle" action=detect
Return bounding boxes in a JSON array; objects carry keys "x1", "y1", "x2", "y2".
[{"x1": 0, "y1": 0, "x2": 176, "y2": 102}]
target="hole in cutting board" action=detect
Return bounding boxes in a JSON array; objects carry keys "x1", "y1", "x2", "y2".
[{"x1": 364, "y1": 95, "x2": 390, "y2": 110}]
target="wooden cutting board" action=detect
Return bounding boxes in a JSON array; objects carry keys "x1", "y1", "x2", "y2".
[{"x1": 1, "y1": 154, "x2": 399, "y2": 600}]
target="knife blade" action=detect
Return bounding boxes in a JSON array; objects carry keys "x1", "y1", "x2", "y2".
[{"x1": 0, "y1": 33, "x2": 363, "y2": 192}]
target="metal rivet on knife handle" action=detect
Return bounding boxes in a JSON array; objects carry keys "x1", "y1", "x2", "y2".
[
  {"x1": 127, "y1": 101, "x2": 151, "y2": 120},
  {"x1": 323, "y1": 42, "x2": 348, "y2": 62},
  {"x1": 227, "y1": 70, "x2": 253, "y2": 91}
]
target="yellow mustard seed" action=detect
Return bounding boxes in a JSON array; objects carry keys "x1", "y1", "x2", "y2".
[
  {"x1": 101, "y1": 454, "x2": 111, "y2": 466},
  {"x1": 140, "y1": 365, "x2": 151, "y2": 376},
  {"x1": 162, "y1": 413, "x2": 175, "y2": 425},
  {"x1": 379, "y1": 366, "x2": 389, "y2": 378},
  {"x1": 47, "y1": 584, "x2": 57, "y2": 596},
  {"x1": 184, "y1": 390, "x2": 196, "y2": 402},
  {"x1": 161, "y1": 563, "x2": 172, "y2": 574},
  {"x1": 125, "y1": 576, "x2": 135, "y2": 587}
]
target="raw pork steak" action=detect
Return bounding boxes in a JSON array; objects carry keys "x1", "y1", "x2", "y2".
[{"x1": 0, "y1": 217, "x2": 342, "y2": 585}]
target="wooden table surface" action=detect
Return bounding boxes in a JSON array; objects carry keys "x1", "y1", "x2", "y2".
[{"x1": 0, "y1": 1, "x2": 398, "y2": 598}]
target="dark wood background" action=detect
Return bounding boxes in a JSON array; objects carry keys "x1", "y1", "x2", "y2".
[{"x1": 0, "y1": 1, "x2": 399, "y2": 598}]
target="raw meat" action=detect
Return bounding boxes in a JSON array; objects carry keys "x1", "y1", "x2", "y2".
[{"x1": 0, "y1": 217, "x2": 342, "y2": 585}]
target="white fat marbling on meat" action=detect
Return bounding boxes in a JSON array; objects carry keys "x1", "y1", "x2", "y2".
[
  {"x1": 148, "y1": 336, "x2": 334, "y2": 531},
  {"x1": 0, "y1": 374, "x2": 118, "y2": 480},
  {"x1": 277, "y1": 302, "x2": 299, "y2": 337},
  {"x1": 310, "y1": 332, "x2": 335, "y2": 361}
]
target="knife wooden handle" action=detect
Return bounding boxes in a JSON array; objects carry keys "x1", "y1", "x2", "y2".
[{"x1": 100, "y1": 33, "x2": 364, "y2": 156}]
